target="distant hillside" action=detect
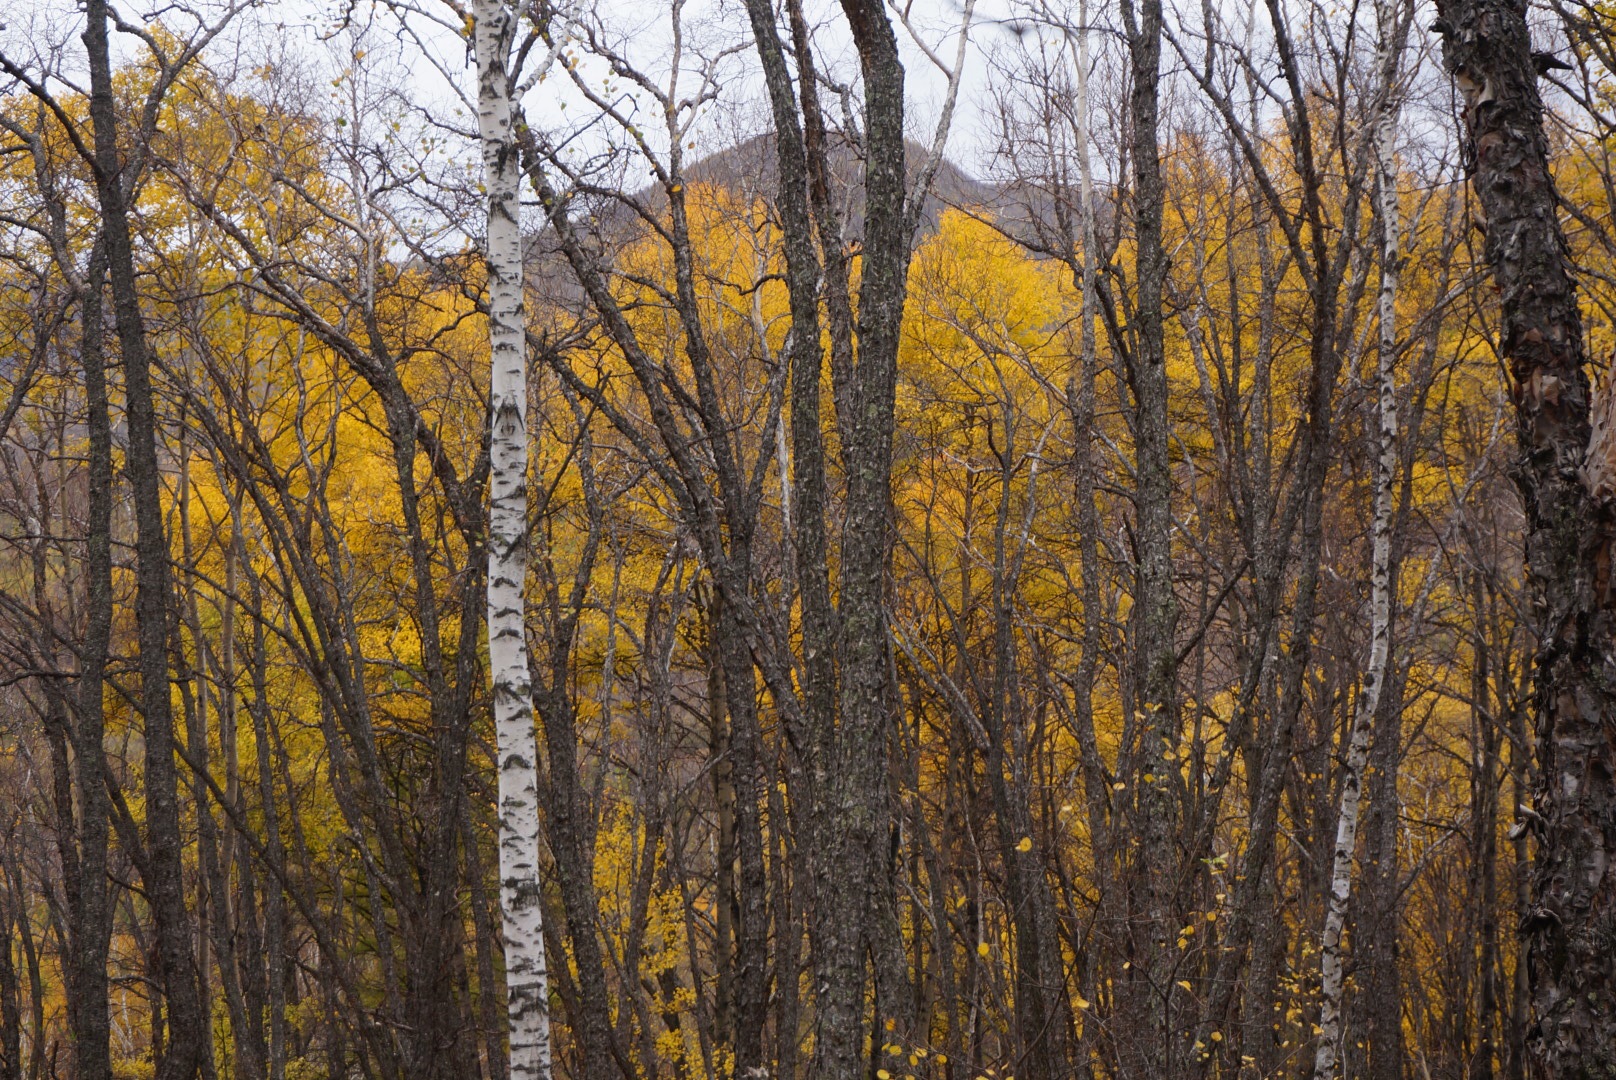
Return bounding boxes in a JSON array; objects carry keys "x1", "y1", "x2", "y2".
[
  {"x1": 680, "y1": 132, "x2": 999, "y2": 235},
  {"x1": 523, "y1": 131, "x2": 1101, "y2": 290}
]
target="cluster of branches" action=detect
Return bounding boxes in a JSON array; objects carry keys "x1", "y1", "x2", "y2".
[{"x1": 1, "y1": 0, "x2": 1614, "y2": 1077}]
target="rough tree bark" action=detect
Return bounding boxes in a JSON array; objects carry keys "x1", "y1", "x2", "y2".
[
  {"x1": 1434, "y1": 2, "x2": 1616, "y2": 1074},
  {"x1": 82, "y1": 5, "x2": 206, "y2": 1077},
  {"x1": 0, "y1": 865, "x2": 18, "y2": 1080},
  {"x1": 739, "y1": 1, "x2": 921, "y2": 1074},
  {"x1": 813, "y1": 5, "x2": 915, "y2": 1076},
  {"x1": 472, "y1": 2, "x2": 553, "y2": 1076},
  {"x1": 72, "y1": 248, "x2": 116, "y2": 1080},
  {"x1": 1116, "y1": 0, "x2": 1180, "y2": 1069}
]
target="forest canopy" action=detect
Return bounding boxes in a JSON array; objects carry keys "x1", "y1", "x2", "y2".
[{"x1": 2, "y1": 0, "x2": 1615, "y2": 1077}]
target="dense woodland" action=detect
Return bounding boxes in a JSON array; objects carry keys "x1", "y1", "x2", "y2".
[{"x1": 2, "y1": 0, "x2": 1615, "y2": 1076}]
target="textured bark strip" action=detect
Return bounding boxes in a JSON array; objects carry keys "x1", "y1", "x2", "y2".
[
  {"x1": 82, "y1": 5, "x2": 206, "y2": 1077},
  {"x1": 742, "y1": 0, "x2": 919, "y2": 1073},
  {"x1": 74, "y1": 248, "x2": 116, "y2": 1080},
  {"x1": 1434, "y1": 3, "x2": 1616, "y2": 1075},
  {"x1": 1117, "y1": 0, "x2": 1180, "y2": 1068},
  {"x1": 472, "y1": 3, "x2": 553, "y2": 1076},
  {"x1": 1312, "y1": 5, "x2": 1407, "y2": 1075},
  {"x1": 817, "y1": 5, "x2": 915, "y2": 1076}
]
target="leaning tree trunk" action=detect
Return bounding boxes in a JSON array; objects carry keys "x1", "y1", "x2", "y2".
[
  {"x1": 1311, "y1": 5, "x2": 1407, "y2": 1075},
  {"x1": 472, "y1": 2, "x2": 553, "y2": 1077},
  {"x1": 1434, "y1": 3, "x2": 1616, "y2": 1075}
]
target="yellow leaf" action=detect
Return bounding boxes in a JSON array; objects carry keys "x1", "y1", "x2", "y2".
[
  {"x1": 977, "y1": 941, "x2": 991, "y2": 957},
  {"x1": 1177, "y1": 980, "x2": 1192, "y2": 991},
  {"x1": 1016, "y1": 836, "x2": 1033, "y2": 853}
]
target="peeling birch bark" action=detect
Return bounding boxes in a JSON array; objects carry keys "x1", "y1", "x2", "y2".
[{"x1": 1434, "y1": 0, "x2": 1616, "y2": 1073}]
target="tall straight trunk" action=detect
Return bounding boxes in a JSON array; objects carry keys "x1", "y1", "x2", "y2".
[
  {"x1": 1241, "y1": 864, "x2": 1285, "y2": 1077},
  {"x1": 709, "y1": 589, "x2": 771, "y2": 1077},
  {"x1": 1311, "y1": 9, "x2": 1405, "y2": 1073},
  {"x1": 81, "y1": 6, "x2": 205, "y2": 1077},
  {"x1": 0, "y1": 888, "x2": 19, "y2": 1080},
  {"x1": 176, "y1": 438, "x2": 237, "y2": 1080},
  {"x1": 1506, "y1": 684, "x2": 1531, "y2": 1080},
  {"x1": 706, "y1": 630, "x2": 737, "y2": 1052},
  {"x1": 980, "y1": 413, "x2": 1070, "y2": 1080},
  {"x1": 1470, "y1": 580, "x2": 1502, "y2": 1080},
  {"x1": 815, "y1": 5, "x2": 912, "y2": 1075},
  {"x1": 73, "y1": 249, "x2": 116, "y2": 1080},
  {"x1": 1116, "y1": 0, "x2": 1179, "y2": 1069},
  {"x1": 739, "y1": 2, "x2": 915, "y2": 1074},
  {"x1": 533, "y1": 682, "x2": 620, "y2": 1080},
  {"x1": 1435, "y1": 4, "x2": 1616, "y2": 1074},
  {"x1": 1066, "y1": 14, "x2": 1125, "y2": 1069},
  {"x1": 472, "y1": 3, "x2": 553, "y2": 1077},
  {"x1": 1363, "y1": 665, "x2": 1406, "y2": 1080},
  {"x1": 244, "y1": 568, "x2": 288, "y2": 1080},
  {"x1": 5, "y1": 856, "x2": 46, "y2": 1080},
  {"x1": 216, "y1": 536, "x2": 269, "y2": 1080},
  {"x1": 738, "y1": 5, "x2": 842, "y2": 1075},
  {"x1": 463, "y1": 802, "x2": 509, "y2": 1080}
]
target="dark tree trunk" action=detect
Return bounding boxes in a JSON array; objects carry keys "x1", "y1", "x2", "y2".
[
  {"x1": 1363, "y1": 667, "x2": 1406, "y2": 1080},
  {"x1": 535, "y1": 679, "x2": 622, "y2": 1080},
  {"x1": 1116, "y1": 0, "x2": 1181, "y2": 1068},
  {"x1": 739, "y1": 1, "x2": 916, "y2": 1074},
  {"x1": 242, "y1": 531, "x2": 289, "y2": 1080},
  {"x1": 72, "y1": 248, "x2": 116, "y2": 1080},
  {"x1": 1435, "y1": 3, "x2": 1616, "y2": 1074},
  {"x1": 710, "y1": 589, "x2": 771, "y2": 1076},
  {"x1": 0, "y1": 884, "x2": 20, "y2": 1080},
  {"x1": 82, "y1": 6, "x2": 206, "y2": 1077},
  {"x1": 1471, "y1": 570, "x2": 1501, "y2": 1080}
]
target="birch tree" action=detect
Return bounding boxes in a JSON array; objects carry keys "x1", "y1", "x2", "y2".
[
  {"x1": 472, "y1": 1, "x2": 558, "y2": 1076},
  {"x1": 1311, "y1": 2, "x2": 1410, "y2": 1075}
]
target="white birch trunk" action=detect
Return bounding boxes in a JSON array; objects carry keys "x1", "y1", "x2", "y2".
[
  {"x1": 1311, "y1": 6, "x2": 1403, "y2": 1077},
  {"x1": 473, "y1": 2, "x2": 552, "y2": 1077}
]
